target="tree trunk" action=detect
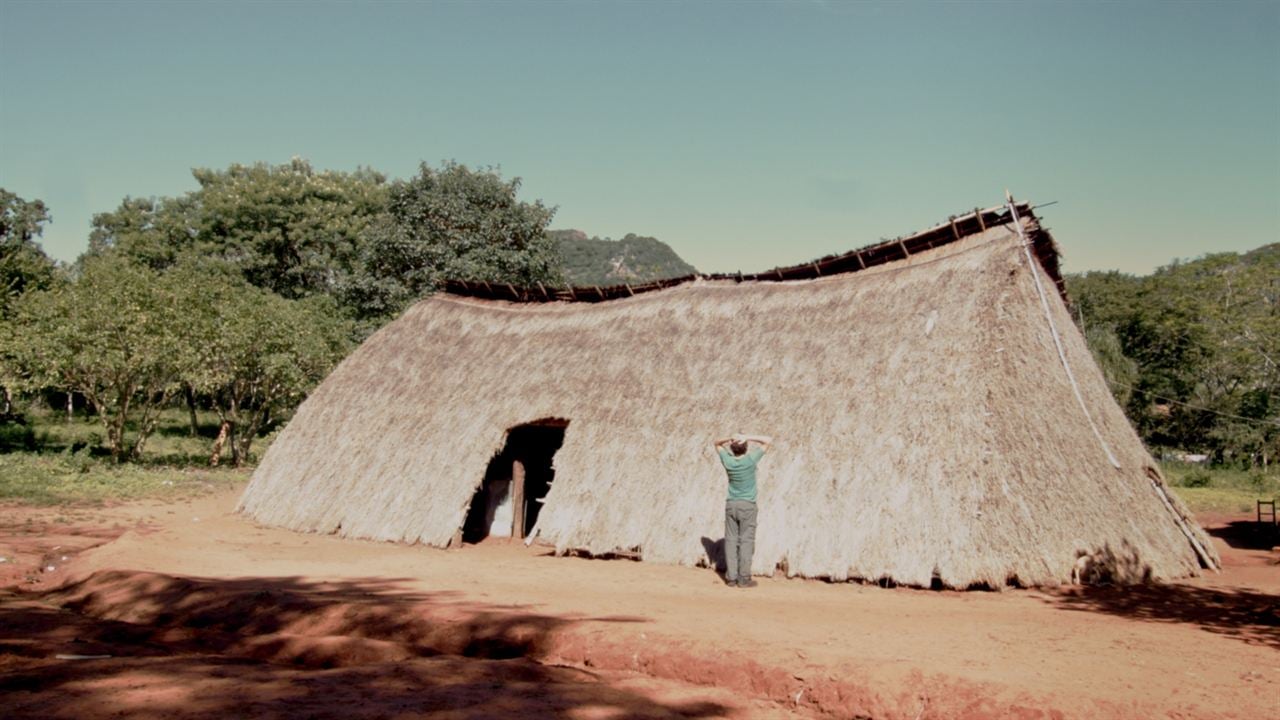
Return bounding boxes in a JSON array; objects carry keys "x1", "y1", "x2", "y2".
[
  {"x1": 1, "y1": 386, "x2": 12, "y2": 418},
  {"x1": 230, "y1": 422, "x2": 242, "y2": 467},
  {"x1": 66, "y1": 392, "x2": 74, "y2": 422},
  {"x1": 233, "y1": 405, "x2": 272, "y2": 468},
  {"x1": 184, "y1": 385, "x2": 199, "y2": 437},
  {"x1": 107, "y1": 421, "x2": 124, "y2": 462},
  {"x1": 112, "y1": 388, "x2": 134, "y2": 462},
  {"x1": 105, "y1": 404, "x2": 127, "y2": 462},
  {"x1": 233, "y1": 432, "x2": 251, "y2": 468},
  {"x1": 210, "y1": 420, "x2": 231, "y2": 466},
  {"x1": 132, "y1": 429, "x2": 150, "y2": 460}
]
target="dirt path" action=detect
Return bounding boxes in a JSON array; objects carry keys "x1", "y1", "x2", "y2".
[{"x1": 2, "y1": 488, "x2": 1276, "y2": 719}]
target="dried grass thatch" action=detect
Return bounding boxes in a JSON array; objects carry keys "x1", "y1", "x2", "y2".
[{"x1": 240, "y1": 206, "x2": 1219, "y2": 588}]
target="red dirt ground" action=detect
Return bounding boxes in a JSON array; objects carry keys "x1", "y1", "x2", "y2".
[{"x1": 1, "y1": 489, "x2": 1276, "y2": 719}]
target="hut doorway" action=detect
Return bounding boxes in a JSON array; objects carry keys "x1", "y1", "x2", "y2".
[{"x1": 461, "y1": 419, "x2": 568, "y2": 543}]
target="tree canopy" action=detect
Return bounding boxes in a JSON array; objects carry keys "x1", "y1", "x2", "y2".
[
  {"x1": 342, "y1": 161, "x2": 560, "y2": 325},
  {"x1": 1, "y1": 188, "x2": 57, "y2": 316},
  {"x1": 1, "y1": 189, "x2": 59, "y2": 417},
  {"x1": 85, "y1": 160, "x2": 559, "y2": 333},
  {"x1": 9, "y1": 255, "x2": 188, "y2": 461},
  {"x1": 1068, "y1": 244, "x2": 1279, "y2": 466},
  {"x1": 172, "y1": 261, "x2": 352, "y2": 466},
  {"x1": 87, "y1": 159, "x2": 388, "y2": 300},
  {"x1": 4, "y1": 160, "x2": 564, "y2": 462}
]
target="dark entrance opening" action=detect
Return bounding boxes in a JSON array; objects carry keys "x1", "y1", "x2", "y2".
[{"x1": 461, "y1": 419, "x2": 568, "y2": 543}]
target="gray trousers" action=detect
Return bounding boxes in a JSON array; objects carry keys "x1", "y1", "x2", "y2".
[{"x1": 724, "y1": 499, "x2": 758, "y2": 582}]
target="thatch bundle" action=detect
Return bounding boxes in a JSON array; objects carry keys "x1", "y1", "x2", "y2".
[{"x1": 240, "y1": 205, "x2": 1218, "y2": 588}]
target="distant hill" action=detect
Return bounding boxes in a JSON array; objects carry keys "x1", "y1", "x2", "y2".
[{"x1": 549, "y1": 230, "x2": 698, "y2": 287}]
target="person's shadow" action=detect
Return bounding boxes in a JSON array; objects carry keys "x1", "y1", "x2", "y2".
[{"x1": 700, "y1": 537, "x2": 727, "y2": 580}]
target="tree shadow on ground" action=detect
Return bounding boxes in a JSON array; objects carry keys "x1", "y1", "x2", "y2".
[
  {"x1": 0, "y1": 571, "x2": 729, "y2": 719},
  {"x1": 1207, "y1": 520, "x2": 1280, "y2": 551},
  {"x1": 153, "y1": 421, "x2": 222, "y2": 439},
  {"x1": 1045, "y1": 583, "x2": 1280, "y2": 651},
  {"x1": 131, "y1": 451, "x2": 223, "y2": 468}
]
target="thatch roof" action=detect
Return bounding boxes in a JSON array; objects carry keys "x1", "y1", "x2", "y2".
[{"x1": 240, "y1": 202, "x2": 1219, "y2": 588}]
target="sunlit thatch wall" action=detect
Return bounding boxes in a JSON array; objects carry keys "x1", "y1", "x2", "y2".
[{"x1": 240, "y1": 213, "x2": 1218, "y2": 588}]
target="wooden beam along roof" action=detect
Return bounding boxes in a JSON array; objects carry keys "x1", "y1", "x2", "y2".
[{"x1": 441, "y1": 201, "x2": 1065, "y2": 304}]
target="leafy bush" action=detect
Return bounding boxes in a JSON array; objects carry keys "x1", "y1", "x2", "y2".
[
  {"x1": 66, "y1": 445, "x2": 94, "y2": 474},
  {"x1": 1181, "y1": 468, "x2": 1212, "y2": 488},
  {"x1": 0, "y1": 420, "x2": 38, "y2": 451}
]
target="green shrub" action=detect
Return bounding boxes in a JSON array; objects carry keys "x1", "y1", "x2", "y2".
[
  {"x1": 0, "y1": 421, "x2": 38, "y2": 451},
  {"x1": 1181, "y1": 468, "x2": 1212, "y2": 488},
  {"x1": 69, "y1": 445, "x2": 94, "y2": 474}
]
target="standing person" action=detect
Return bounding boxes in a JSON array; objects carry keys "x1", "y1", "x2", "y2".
[{"x1": 712, "y1": 433, "x2": 772, "y2": 588}]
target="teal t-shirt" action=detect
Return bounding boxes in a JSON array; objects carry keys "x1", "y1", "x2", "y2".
[{"x1": 718, "y1": 446, "x2": 765, "y2": 502}]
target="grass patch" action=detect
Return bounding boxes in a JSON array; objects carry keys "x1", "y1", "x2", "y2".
[
  {"x1": 8, "y1": 407, "x2": 230, "y2": 462},
  {"x1": 1170, "y1": 487, "x2": 1268, "y2": 515},
  {"x1": 1163, "y1": 462, "x2": 1280, "y2": 514},
  {"x1": 0, "y1": 452, "x2": 249, "y2": 505},
  {"x1": 0, "y1": 406, "x2": 267, "y2": 505}
]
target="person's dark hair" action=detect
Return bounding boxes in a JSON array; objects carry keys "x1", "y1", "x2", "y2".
[{"x1": 730, "y1": 440, "x2": 748, "y2": 456}]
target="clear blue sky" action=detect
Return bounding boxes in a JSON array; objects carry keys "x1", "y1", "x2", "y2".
[{"x1": 2, "y1": 0, "x2": 1276, "y2": 275}]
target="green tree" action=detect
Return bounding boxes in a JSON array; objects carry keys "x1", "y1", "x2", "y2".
[
  {"x1": 1, "y1": 189, "x2": 57, "y2": 305},
  {"x1": 1082, "y1": 323, "x2": 1139, "y2": 407},
  {"x1": 343, "y1": 162, "x2": 560, "y2": 325},
  {"x1": 1066, "y1": 270, "x2": 1141, "y2": 332},
  {"x1": 0, "y1": 189, "x2": 59, "y2": 417},
  {"x1": 1187, "y1": 248, "x2": 1280, "y2": 466},
  {"x1": 190, "y1": 159, "x2": 388, "y2": 299},
  {"x1": 86, "y1": 195, "x2": 197, "y2": 271},
  {"x1": 86, "y1": 159, "x2": 389, "y2": 300},
  {"x1": 10, "y1": 256, "x2": 187, "y2": 461},
  {"x1": 1070, "y1": 245, "x2": 1280, "y2": 466},
  {"x1": 84, "y1": 160, "x2": 562, "y2": 338},
  {"x1": 175, "y1": 263, "x2": 352, "y2": 466}
]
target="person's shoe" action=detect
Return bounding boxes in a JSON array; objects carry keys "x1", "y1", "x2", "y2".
[
  {"x1": 737, "y1": 579, "x2": 758, "y2": 588},
  {"x1": 724, "y1": 577, "x2": 739, "y2": 587}
]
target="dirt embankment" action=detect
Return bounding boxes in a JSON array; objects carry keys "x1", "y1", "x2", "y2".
[{"x1": 1, "y1": 492, "x2": 1277, "y2": 719}]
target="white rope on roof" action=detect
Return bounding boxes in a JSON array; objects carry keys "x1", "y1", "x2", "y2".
[
  {"x1": 1007, "y1": 194, "x2": 1122, "y2": 470},
  {"x1": 1008, "y1": 194, "x2": 1220, "y2": 571}
]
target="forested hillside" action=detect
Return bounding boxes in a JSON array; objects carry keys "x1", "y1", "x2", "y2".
[
  {"x1": 549, "y1": 230, "x2": 698, "y2": 286},
  {"x1": 1067, "y1": 244, "x2": 1278, "y2": 467}
]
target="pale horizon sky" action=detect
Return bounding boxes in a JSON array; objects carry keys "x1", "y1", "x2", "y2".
[{"x1": 2, "y1": 0, "x2": 1277, "y2": 277}]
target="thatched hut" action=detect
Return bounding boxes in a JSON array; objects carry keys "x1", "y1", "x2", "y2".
[{"x1": 239, "y1": 201, "x2": 1219, "y2": 588}]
